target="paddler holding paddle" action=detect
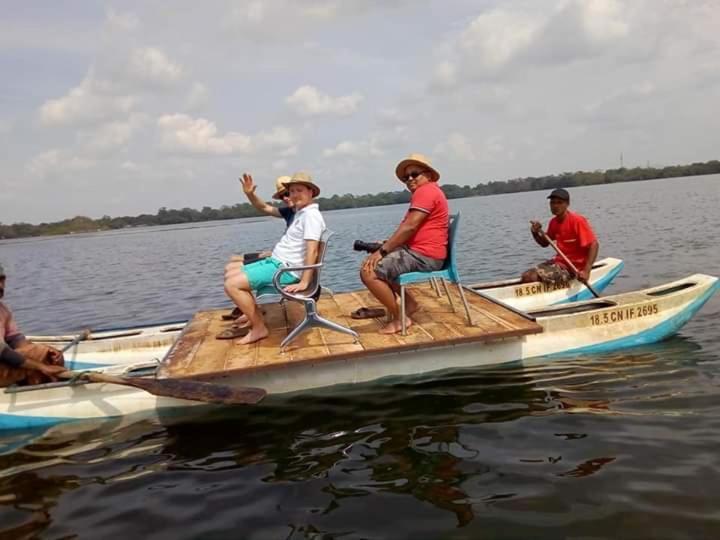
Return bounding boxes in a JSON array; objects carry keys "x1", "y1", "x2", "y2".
[
  {"x1": 522, "y1": 188, "x2": 599, "y2": 291},
  {"x1": 0, "y1": 263, "x2": 67, "y2": 387}
]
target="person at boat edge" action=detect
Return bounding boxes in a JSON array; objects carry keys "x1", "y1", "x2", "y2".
[
  {"x1": 0, "y1": 263, "x2": 67, "y2": 387},
  {"x1": 221, "y1": 172, "x2": 325, "y2": 344},
  {"x1": 360, "y1": 153, "x2": 449, "y2": 335},
  {"x1": 521, "y1": 187, "x2": 599, "y2": 285}
]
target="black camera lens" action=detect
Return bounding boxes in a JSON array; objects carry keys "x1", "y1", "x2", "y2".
[{"x1": 353, "y1": 240, "x2": 382, "y2": 253}]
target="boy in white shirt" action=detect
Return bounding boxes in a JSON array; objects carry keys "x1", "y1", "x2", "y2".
[{"x1": 221, "y1": 172, "x2": 326, "y2": 344}]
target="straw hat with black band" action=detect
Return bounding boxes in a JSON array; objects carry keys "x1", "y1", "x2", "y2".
[
  {"x1": 285, "y1": 171, "x2": 321, "y2": 198},
  {"x1": 395, "y1": 153, "x2": 440, "y2": 183},
  {"x1": 271, "y1": 175, "x2": 292, "y2": 200}
]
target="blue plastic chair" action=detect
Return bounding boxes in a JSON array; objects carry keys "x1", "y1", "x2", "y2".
[{"x1": 396, "y1": 212, "x2": 474, "y2": 335}]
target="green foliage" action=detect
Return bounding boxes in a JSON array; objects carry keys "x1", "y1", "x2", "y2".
[{"x1": 1, "y1": 159, "x2": 718, "y2": 239}]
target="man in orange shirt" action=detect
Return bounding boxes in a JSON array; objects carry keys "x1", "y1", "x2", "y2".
[
  {"x1": 360, "y1": 154, "x2": 449, "y2": 334},
  {"x1": 522, "y1": 188, "x2": 599, "y2": 285}
]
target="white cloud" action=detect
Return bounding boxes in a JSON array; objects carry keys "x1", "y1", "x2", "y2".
[
  {"x1": 434, "y1": 133, "x2": 477, "y2": 161},
  {"x1": 80, "y1": 114, "x2": 148, "y2": 153},
  {"x1": 157, "y1": 114, "x2": 251, "y2": 155},
  {"x1": 459, "y1": 10, "x2": 538, "y2": 71},
  {"x1": 157, "y1": 114, "x2": 297, "y2": 156},
  {"x1": 286, "y1": 85, "x2": 363, "y2": 116},
  {"x1": 581, "y1": 0, "x2": 629, "y2": 42},
  {"x1": 434, "y1": 133, "x2": 507, "y2": 163},
  {"x1": 432, "y1": 0, "x2": 641, "y2": 89},
  {"x1": 323, "y1": 126, "x2": 408, "y2": 158},
  {"x1": 127, "y1": 47, "x2": 184, "y2": 87},
  {"x1": 27, "y1": 149, "x2": 94, "y2": 178},
  {"x1": 323, "y1": 140, "x2": 370, "y2": 158},
  {"x1": 38, "y1": 46, "x2": 185, "y2": 127},
  {"x1": 39, "y1": 74, "x2": 137, "y2": 126}
]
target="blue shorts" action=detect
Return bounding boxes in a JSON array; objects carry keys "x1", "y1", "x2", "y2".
[{"x1": 244, "y1": 257, "x2": 299, "y2": 291}]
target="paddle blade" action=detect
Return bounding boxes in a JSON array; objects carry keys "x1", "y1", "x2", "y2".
[
  {"x1": 76, "y1": 371, "x2": 267, "y2": 405},
  {"x1": 126, "y1": 377, "x2": 267, "y2": 405}
]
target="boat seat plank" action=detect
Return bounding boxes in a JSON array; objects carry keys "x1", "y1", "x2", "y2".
[{"x1": 160, "y1": 284, "x2": 542, "y2": 379}]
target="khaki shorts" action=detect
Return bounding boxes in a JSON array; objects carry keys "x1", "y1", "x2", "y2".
[
  {"x1": 375, "y1": 246, "x2": 444, "y2": 283},
  {"x1": 530, "y1": 260, "x2": 573, "y2": 286}
]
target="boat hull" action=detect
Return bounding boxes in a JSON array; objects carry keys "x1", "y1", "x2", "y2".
[{"x1": 1, "y1": 273, "x2": 715, "y2": 431}]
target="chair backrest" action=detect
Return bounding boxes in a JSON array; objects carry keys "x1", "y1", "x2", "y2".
[
  {"x1": 444, "y1": 212, "x2": 461, "y2": 281},
  {"x1": 305, "y1": 229, "x2": 333, "y2": 295}
]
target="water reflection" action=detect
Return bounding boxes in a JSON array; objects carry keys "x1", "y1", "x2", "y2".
[{"x1": 0, "y1": 335, "x2": 718, "y2": 536}]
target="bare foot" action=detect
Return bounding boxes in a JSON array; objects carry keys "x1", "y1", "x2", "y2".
[
  {"x1": 405, "y1": 298, "x2": 420, "y2": 316},
  {"x1": 379, "y1": 318, "x2": 413, "y2": 334},
  {"x1": 238, "y1": 325, "x2": 269, "y2": 345}
]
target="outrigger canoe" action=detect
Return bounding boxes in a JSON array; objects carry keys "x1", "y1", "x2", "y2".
[
  {"x1": 1, "y1": 272, "x2": 716, "y2": 430},
  {"x1": 27, "y1": 257, "x2": 624, "y2": 370}
]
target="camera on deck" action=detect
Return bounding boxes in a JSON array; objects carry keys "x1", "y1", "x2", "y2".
[{"x1": 353, "y1": 240, "x2": 383, "y2": 253}]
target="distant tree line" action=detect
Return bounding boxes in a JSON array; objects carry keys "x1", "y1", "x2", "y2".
[{"x1": 2, "y1": 159, "x2": 718, "y2": 239}]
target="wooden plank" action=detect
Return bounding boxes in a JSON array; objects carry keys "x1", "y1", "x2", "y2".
[{"x1": 162, "y1": 286, "x2": 543, "y2": 379}]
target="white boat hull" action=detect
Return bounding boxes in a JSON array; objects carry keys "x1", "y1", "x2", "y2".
[{"x1": 2, "y1": 272, "x2": 715, "y2": 431}]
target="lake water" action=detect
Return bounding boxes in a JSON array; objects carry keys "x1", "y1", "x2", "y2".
[{"x1": 1, "y1": 175, "x2": 719, "y2": 538}]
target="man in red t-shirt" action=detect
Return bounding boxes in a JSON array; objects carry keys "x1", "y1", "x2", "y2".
[
  {"x1": 360, "y1": 153, "x2": 449, "y2": 334},
  {"x1": 521, "y1": 188, "x2": 599, "y2": 285}
]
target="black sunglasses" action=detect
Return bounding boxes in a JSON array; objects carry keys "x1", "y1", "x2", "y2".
[{"x1": 401, "y1": 170, "x2": 426, "y2": 183}]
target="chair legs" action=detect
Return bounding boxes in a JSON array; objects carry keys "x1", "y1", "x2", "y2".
[
  {"x1": 281, "y1": 300, "x2": 359, "y2": 350},
  {"x1": 441, "y1": 279, "x2": 456, "y2": 312},
  {"x1": 430, "y1": 277, "x2": 442, "y2": 296},
  {"x1": 402, "y1": 281, "x2": 474, "y2": 336},
  {"x1": 456, "y1": 283, "x2": 474, "y2": 327},
  {"x1": 400, "y1": 285, "x2": 407, "y2": 336}
]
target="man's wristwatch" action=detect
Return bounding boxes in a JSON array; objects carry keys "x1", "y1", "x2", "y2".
[{"x1": 379, "y1": 246, "x2": 389, "y2": 257}]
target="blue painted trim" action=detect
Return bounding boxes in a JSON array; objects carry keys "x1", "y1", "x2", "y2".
[
  {"x1": 0, "y1": 413, "x2": 77, "y2": 431},
  {"x1": 65, "y1": 360, "x2": 108, "y2": 370},
  {"x1": 559, "y1": 280, "x2": 719, "y2": 355},
  {"x1": 553, "y1": 260, "x2": 624, "y2": 305}
]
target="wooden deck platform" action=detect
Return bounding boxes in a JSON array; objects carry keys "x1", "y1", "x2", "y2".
[{"x1": 160, "y1": 284, "x2": 543, "y2": 379}]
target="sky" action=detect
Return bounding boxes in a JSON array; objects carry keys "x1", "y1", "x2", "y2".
[{"x1": 1, "y1": 0, "x2": 718, "y2": 224}]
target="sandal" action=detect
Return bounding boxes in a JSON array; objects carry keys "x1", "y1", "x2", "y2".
[
  {"x1": 221, "y1": 307, "x2": 243, "y2": 321},
  {"x1": 216, "y1": 325, "x2": 250, "y2": 340},
  {"x1": 351, "y1": 306, "x2": 386, "y2": 319}
]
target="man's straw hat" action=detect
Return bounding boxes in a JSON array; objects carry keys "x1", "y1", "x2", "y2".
[
  {"x1": 395, "y1": 153, "x2": 440, "y2": 183},
  {"x1": 271, "y1": 175, "x2": 292, "y2": 200},
  {"x1": 285, "y1": 171, "x2": 320, "y2": 198}
]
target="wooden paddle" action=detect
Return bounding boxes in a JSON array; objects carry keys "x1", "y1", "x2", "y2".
[
  {"x1": 55, "y1": 329, "x2": 266, "y2": 405},
  {"x1": 57, "y1": 370, "x2": 267, "y2": 405},
  {"x1": 538, "y1": 230, "x2": 600, "y2": 298}
]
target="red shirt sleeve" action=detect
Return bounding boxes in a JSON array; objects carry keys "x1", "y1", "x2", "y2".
[
  {"x1": 409, "y1": 184, "x2": 437, "y2": 214},
  {"x1": 574, "y1": 215, "x2": 597, "y2": 247}
]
